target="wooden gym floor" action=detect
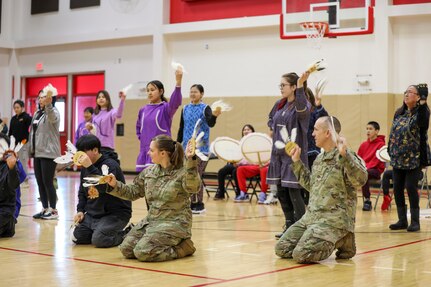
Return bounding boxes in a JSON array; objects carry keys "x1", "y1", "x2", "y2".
[{"x1": 0, "y1": 171, "x2": 430, "y2": 287}]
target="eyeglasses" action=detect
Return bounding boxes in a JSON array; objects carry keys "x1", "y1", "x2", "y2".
[
  {"x1": 404, "y1": 90, "x2": 418, "y2": 96},
  {"x1": 279, "y1": 83, "x2": 291, "y2": 89}
]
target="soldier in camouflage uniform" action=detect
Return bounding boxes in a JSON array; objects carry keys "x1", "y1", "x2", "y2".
[
  {"x1": 105, "y1": 134, "x2": 200, "y2": 262},
  {"x1": 275, "y1": 116, "x2": 367, "y2": 263}
]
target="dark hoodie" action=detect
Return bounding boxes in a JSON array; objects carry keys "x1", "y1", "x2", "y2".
[
  {"x1": 357, "y1": 135, "x2": 386, "y2": 174},
  {"x1": 77, "y1": 154, "x2": 131, "y2": 221},
  {"x1": 0, "y1": 161, "x2": 20, "y2": 216}
]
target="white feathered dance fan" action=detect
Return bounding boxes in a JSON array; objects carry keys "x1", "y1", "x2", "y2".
[
  {"x1": 171, "y1": 61, "x2": 187, "y2": 73},
  {"x1": 189, "y1": 119, "x2": 209, "y2": 161},
  {"x1": 274, "y1": 126, "x2": 298, "y2": 155},
  {"x1": 211, "y1": 100, "x2": 232, "y2": 114},
  {"x1": 41, "y1": 83, "x2": 58, "y2": 98},
  {"x1": 0, "y1": 136, "x2": 25, "y2": 160},
  {"x1": 54, "y1": 140, "x2": 86, "y2": 167}
]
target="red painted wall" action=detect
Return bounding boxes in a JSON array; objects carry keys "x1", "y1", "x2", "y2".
[
  {"x1": 393, "y1": 0, "x2": 431, "y2": 4},
  {"x1": 170, "y1": 0, "x2": 378, "y2": 24}
]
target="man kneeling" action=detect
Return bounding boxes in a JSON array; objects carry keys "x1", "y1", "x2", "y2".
[
  {"x1": 72, "y1": 135, "x2": 132, "y2": 248},
  {"x1": 275, "y1": 116, "x2": 367, "y2": 263}
]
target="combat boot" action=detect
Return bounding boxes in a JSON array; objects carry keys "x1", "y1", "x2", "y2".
[
  {"x1": 389, "y1": 205, "x2": 408, "y2": 230},
  {"x1": 335, "y1": 232, "x2": 356, "y2": 259},
  {"x1": 407, "y1": 208, "x2": 420, "y2": 232},
  {"x1": 175, "y1": 238, "x2": 196, "y2": 258}
]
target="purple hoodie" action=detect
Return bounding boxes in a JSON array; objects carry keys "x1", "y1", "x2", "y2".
[
  {"x1": 93, "y1": 98, "x2": 125, "y2": 149},
  {"x1": 135, "y1": 87, "x2": 182, "y2": 171}
]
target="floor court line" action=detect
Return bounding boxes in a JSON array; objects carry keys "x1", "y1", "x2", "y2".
[
  {"x1": 2, "y1": 237, "x2": 430, "y2": 286},
  {"x1": 0, "y1": 246, "x2": 224, "y2": 282},
  {"x1": 189, "y1": 236, "x2": 431, "y2": 287}
]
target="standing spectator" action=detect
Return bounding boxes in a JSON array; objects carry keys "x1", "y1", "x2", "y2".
[
  {"x1": 29, "y1": 90, "x2": 61, "y2": 220},
  {"x1": 74, "y1": 107, "x2": 94, "y2": 144},
  {"x1": 9, "y1": 100, "x2": 32, "y2": 181},
  {"x1": 357, "y1": 121, "x2": 386, "y2": 211},
  {"x1": 388, "y1": 83, "x2": 429, "y2": 232}
]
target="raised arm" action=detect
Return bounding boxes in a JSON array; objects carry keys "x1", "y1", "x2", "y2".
[
  {"x1": 182, "y1": 159, "x2": 201, "y2": 194},
  {"x1": 204, "y1": 106, "x2": 217, "y2": 127},
  {"x1": 340, "y1": 149, "x2": 368, "y2": 188}
]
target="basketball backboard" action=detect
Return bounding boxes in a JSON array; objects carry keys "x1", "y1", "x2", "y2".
[{"x1": 280, "y1": 0, "x2": 374, "y2": 39}]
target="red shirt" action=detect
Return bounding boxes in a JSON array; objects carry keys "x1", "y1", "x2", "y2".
[{"x1": 357, "y1": 135, "x2": 386, "y2": 174}]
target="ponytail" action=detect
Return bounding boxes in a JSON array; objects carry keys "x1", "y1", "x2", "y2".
[{"x1": 152, "y1": 134, "x2": 184, "y2": 169}]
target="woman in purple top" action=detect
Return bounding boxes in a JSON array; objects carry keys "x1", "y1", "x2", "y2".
[
  {"x1": 74, "y1": 107, "x2": 94, "y2": 144},
  {"x1": 267, "y1": 71, "x2": 311, "y2": 239},
  {"x1": 135, "y1": 69, "x2": 183, "y2": 171},
  {"x1": 92, "y1": 90, "x2": 126, "y2": 162}
]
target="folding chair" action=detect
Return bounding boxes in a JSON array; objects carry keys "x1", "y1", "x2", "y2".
[
  {"x1": 419, "y1": 167, "x2": 430, "y2": 208},
  {"x1": 246, "y1": 175, "x2": 261, "y2": 202}
]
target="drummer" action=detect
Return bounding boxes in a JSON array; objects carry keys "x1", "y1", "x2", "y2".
[
  {"x1": 213, "y1": 124, "x2": 255, "y2": 200},
  {"x1": 357, "y1": 121, "x2": 386, "y2": 211}
]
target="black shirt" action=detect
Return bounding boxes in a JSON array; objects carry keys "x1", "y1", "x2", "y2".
[{"x1": 8, "y1": 112, "x2": 32, "y2": 142}]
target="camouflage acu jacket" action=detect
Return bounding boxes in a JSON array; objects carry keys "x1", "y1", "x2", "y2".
[
  {"x1": 291, "y1": 148, "x2": 367, "y2": 232},
  {"x1": 109, "y1": 159, "x2": 200, "y2": 237}
]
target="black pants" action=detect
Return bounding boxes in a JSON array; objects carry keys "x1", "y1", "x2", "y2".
[
  {"x1": 277, "y1": 186, "x2": 306, "y2": 223},
  {"x1": 217, "y1": 164, "x2": 239, "y2": 196},
  {"x1": 0, "y1": 213, "x2": 16, "y2": 238},
  {"x1": 34, "y1": 157, "x2": 57, "y2": 209},
  {"x1": 73, "y1": 214, "x2": 128, "y2": 248},
  {"x1": 392, "y1": 168, "x2": 421, "y2": 209}
]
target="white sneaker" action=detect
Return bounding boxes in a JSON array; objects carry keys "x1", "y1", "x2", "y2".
[
  {"x1": 263, "y1": 193, "x2": 278, "y2": 205},
  {"x1": 41, "y1": 208, "x2": 59, "y2": 220}
]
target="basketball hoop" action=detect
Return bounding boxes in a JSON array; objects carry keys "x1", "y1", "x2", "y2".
[{"x1": 300, "y1": 22, "x2": 328, "y2": 49}]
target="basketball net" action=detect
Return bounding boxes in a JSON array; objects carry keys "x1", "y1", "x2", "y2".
[{"x1": 300, "y1": 22, "x2": 328, "y2": 50}]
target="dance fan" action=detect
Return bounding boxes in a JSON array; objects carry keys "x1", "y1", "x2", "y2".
[
  {"x1": 0, "y1": 136, "x2": 25, "y2": 160},
  {"x1": 274, "y1": 126, "x2": 298, "y2": 155},
  {"x1": 307, "y1": 59, "x2": 327, "y2": 74},
  {"x1": 189, "y1": 119, "x2": 209, "y2": 161},
  {"x1": 54, "y1": 140, "x2": 86, "y2": 167},
  {"x1": 82, "y1": 164, "x2": 110, "y2": 199},
  {"x1": 41, "y1": 83, "x2": 58, "y2": 99},
  {"x1": 210, "y1": 100, "x2": 233, "y2": 114}
]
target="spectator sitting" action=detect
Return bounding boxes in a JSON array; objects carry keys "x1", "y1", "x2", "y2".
[{"x1": 357, "y1": 121, "x2": 386, "y2": 211}]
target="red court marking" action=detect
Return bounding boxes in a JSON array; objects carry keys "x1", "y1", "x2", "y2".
[
  {"x1": 0, "y1": 247, "x2": 223, "y2": 282},
  {"x1": 2, "y1": 236, "x2": 431, "y2": 286},
  {"x1": 189, "y1": 236, "x2": 431, "y2": 287}
]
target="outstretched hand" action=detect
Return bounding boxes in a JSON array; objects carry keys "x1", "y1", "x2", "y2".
[
  {"x1": 119, "y1": 91, "x2": 126, "y2": 101},
  {"x1": 104, "y1": 173, "x2": 117, "y2": 188}
]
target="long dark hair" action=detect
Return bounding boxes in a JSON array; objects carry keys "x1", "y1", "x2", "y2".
[
  {"x1": 152, "y1": 134, "x2": 184, "y2": 169},
  {"x1": 94, "y1": 90, "x2": 113, "y2": 115},
  {"x1": 147, "y1": 80, "x2": 167, "y2": 102},
  {"x1": 241, "y1": 124, "x2": 255, "y2": 137}
]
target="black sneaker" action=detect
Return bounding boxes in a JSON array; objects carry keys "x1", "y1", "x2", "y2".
[
  {"x1": 192, "y1": 202, "x2": 206, "y2": 214},
  {"x1": 275, "y1": 220, "x2": 294, "y2": 239},
  {"x1": 121, "y1": 222, "x2": 135, "y2": 239},
  {"x1": 213, "y1": 192, "x2": 225, "y2": 201},
  {"x1": 362, "y1": 200, "x2": 372, "y2": 211}
]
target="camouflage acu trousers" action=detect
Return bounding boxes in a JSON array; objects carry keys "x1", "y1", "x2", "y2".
[
  {"x1": 275, "y1": 220, "x2": 347, "y2": 263},
  {"x1": 119, "y1": 221, "x2": 187, "y2": 262}
]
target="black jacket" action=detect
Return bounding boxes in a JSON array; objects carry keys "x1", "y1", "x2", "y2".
[
  {"x1": 0, "y1": 162, "x2": 20, "y2": 216},
  {"x1": 8, "y1": 112, "x2": 32, "y2": 142},
  {"x1": 77, "y1": 154, "x2": 131, "y2": 221}
]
